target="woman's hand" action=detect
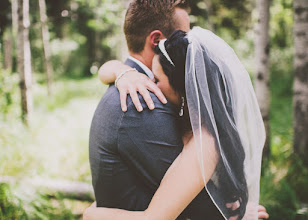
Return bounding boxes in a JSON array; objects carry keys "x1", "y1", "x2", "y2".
[
  {"x1": 98, "y1": 60, "x2": 167, "y2": 112},
  {"x1": 257, "y1": 205, "x2": 269, "y2": 219},
  {"x1": 239, "y1": 202, "x2": 269, "y2": 220},
  {"x1": 116, "y1": 69, "x2": 167, "y2": 112}
]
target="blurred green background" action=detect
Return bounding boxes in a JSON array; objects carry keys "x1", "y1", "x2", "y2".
[{"x1": 0, "y1": 0, "x2": 307, "y2": 219}]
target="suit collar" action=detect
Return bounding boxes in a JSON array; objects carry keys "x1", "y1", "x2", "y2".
[
  {"x1": 124, "y1": 57, "x2": 154, "y2": 79},
  {"x1": 124, "y1": 58, "x2": 146, "y2": 75}
]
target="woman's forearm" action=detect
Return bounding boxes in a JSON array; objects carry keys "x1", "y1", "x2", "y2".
[
  {"x1": 98, "y1": 60, "x2": 130, "y2": 84},
  {"x1": 83, "y1": 203, "x2": 145, "y2": 220},
  {"x1": 144, "y1": 132, "x2": 218, "y2": 220}
]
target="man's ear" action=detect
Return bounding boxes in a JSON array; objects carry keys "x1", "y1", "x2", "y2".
[{"x1": 149, "y1": 30, "x2": 165, "y2": 49}]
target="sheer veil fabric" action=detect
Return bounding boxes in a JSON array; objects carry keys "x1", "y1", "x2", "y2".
[{"x1": 185, "y1": 27, "x2": 265, "y2": 220}]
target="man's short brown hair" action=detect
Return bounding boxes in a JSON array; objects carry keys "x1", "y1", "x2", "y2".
[{"x1": 124, "y1": 0, "x2": 189, "y2": 53}]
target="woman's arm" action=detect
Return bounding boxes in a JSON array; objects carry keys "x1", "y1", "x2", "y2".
[
  {"x1": 98, "y1": 60, "x2": 130, "y2": 85},
  {"x1": 83, "y1": 202, "x2": 145, "y2": 220}
]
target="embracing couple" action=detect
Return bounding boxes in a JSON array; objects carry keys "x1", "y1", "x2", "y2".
[{"x1": 84, "y1": 1, "x2": 269, "y2": 219}]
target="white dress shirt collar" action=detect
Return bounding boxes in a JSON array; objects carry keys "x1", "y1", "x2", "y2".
[{"x1": 128, "y1": 56, "x2": 154, "y2": 80}]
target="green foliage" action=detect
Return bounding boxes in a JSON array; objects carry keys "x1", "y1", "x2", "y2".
[
  {"x1": 0, "y1": 121, "x2": 34, "y2": 178},
  {"x1": 270, "y1": 46, "x2": 293, "y2": 149},
  {"x1": 0, "y1": 77, "x2": 103, "y2": 219},
  {"x1": 25, "y1": 0, "x2": 125, "y2": 78},
  {"x1": 0, "y1": 183, "x2": 83, "y2": 219},
  {"x1": 0, "y1": 70, "x2": 20, "y2": 121},
  {"x1": 270, "y1": 0, "x2": 293, "y2": 49},
  {"x1": 0, "y1": 77, "x2": 106, "y2": 182},
  {"x1": 0, "y1": 184, "x2": 27, "y2": 219},
  {"x1": 29, "y1": 195, "x2": 76, "y2": 220},
  {"x1": 286, "y1": 155, "x2": 308, "y2": 202},
  {"x1": 190, "y1": 0, "x2": 252, "y2": 38},
  {"x1": 259, "y1": 66, "x2": 301, "y2": 219},
  {"x1": 259, "y1": 38, "x2": 305, "y2": 220},
  {"x1": 260, "y1": 171, "x2": 299, "y2": 220},
  {"x1": 34, "y1": 77, "x2": 108, "y2": 111}
]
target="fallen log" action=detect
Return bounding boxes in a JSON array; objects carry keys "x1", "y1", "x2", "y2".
[
  {"x1": 296, "y1": 203, "x2": 308, "y2": 220},
  {"x1": 0, "y1": 176, "x2": 94, "y2": 201}
]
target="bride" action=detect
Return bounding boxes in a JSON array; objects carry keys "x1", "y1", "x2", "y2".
[{"x1": 84, "y1": 27, "x2": 267, "y2": 220}]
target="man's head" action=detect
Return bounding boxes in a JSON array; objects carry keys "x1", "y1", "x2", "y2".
[{"x1": 124, "y1": 0, "x2": 190, "y2": 55}]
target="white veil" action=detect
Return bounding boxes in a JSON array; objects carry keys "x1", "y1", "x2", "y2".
[{"x1": 185, "y1": 27, "x2": 265, "y2": 220}]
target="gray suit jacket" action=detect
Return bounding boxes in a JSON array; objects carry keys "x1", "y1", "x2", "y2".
[{"x1": 89, "y1": 59, "x2": 183, "y2": 208}]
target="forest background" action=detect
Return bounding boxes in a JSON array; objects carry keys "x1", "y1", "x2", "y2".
[{"x1": 0, "y1": 0, "x2": 307, "y2": 219}]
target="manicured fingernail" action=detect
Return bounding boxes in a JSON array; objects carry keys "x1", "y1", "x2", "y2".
[
  {"x1": 150, "y1": 103, "x2": 155, "y2": 110},
  {"x1": 138, "y1": 106, "x2": 143, "y2": 112},
  {"x1": 122, "y1": 107, "x2": 127, "y2": 112},
  {"x1": 163, "y1": 98, "x2": 167, "y2": 104}
]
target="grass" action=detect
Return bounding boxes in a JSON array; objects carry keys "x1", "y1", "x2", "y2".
[
  {"x1": 0, "y1": 183, "x2": 83, "y2": 219},
  {"x1": 1, "y1": 76, "x2": 107, "y2": 181}
]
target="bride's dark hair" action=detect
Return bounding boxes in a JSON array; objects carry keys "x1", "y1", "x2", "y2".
[{"x1": 154, "y1": 30, "x2": 248, "y2": 219}]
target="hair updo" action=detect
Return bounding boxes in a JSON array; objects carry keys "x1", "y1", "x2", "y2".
[{"x1": 154, "y1": 30, "x2": 189, "y2": 96}]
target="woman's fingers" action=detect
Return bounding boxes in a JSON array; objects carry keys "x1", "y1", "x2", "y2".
[
  {"x1": 226, "y1": 200, "x2": 240, "y2": 210},
  {"x1": 257, "y1": 205, "x2": 269, "y2": 219},
  {"x1": 116, "y1": 71, "x2": 167, "y2": 112},
  {"x1": 119, "y1": 88, "x2": 128, "y2": 112},
  {"x1": 146, "y1": 80, "x2": 167, "y2": 104},
  {"x1": 136, "y1": 79, "x2": 167, "y2": 110},
  {"x1": 226, "y1": 203, "x2": 269, "y2": 219},
  {"x1": 257, "y1": 205, "x2": 266, "y2": 212},
  {"x1": 129, "y1": 88, "x2": 143, "y2": 112},
  {"x1": 258, "y1": 211, "x2": 269, "y2": 219},
  {"x1": 138, "y1": 88, "x2": 155, "y2": 110},
  {"x1": 119, "y1": 85, "x2": 154, "y2": 112}
]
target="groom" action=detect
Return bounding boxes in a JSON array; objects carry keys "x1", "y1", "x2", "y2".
[{"x1": 89, "y1": 0, "x2": 269, "y2": 219}]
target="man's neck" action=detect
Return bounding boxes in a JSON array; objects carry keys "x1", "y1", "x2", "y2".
[{"x1": 129, "y1": 51, "x2": 153, "y2": 70}]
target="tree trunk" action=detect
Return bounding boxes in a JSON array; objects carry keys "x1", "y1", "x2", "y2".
[
  {"x1": 17, "y1": 0, "x2": 33, "y2": 125},
  {"x1": 3, "y1": 30, "x2": 12, "y2": 70},
  {"x1": 38, "y1": 0, "x2": 53, "y2": 95},
  {"x1": 11, "y1": 0, "x2": 18, "y2": 72},
  {"x1": 293, "y1": 0, "x2": 308, "y2": 167},
  {"x1": 12, "y1": 0, "x2": 18, "y2": 36},
  {"x1": 254, "y1": 0, "x2": 271, "y2": 159}
]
